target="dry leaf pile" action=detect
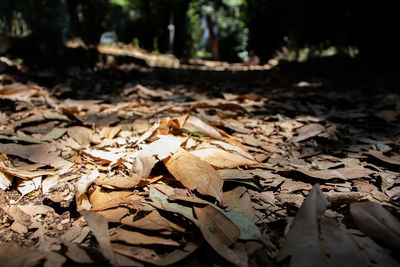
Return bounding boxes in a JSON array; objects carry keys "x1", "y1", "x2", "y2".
[{"x1": 0, "y1": 62, "x2": 400, "y2": 267}]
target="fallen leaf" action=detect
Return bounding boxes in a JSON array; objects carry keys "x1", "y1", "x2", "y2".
[
  {"x1": 292, "y1": 123, "x2": 326, "y2": 142},
  {"x1": 222, "y1": 186, "x2": 255, "y2": 220},
  {"x1": 165, "y1": 149, "x2": 223, "y2": 201},
  {"x1": 277, "y1": 184, "x2": 367, "y2": 267},
  {"x1": 81, "y1": 210, "x2": 118, "y2": 266},
  {"x1": 284, "y1": 167, "x2": 374, "y2": 180},
  {"x1": 350, "y1": 201, "x2": 400, "y2": 251},
  {"x1": 0, "y1": 242, "x2": 45, "y2": 267},
  {"x1": 121, "y1": 210, "x2": 185, "y2": 232},
  {"x1": 0, "y1": 171, "x2": 12, "y2": 189},
  {"x1": 0, "y1": 143, "x2": 73, "y2": 174},
  {"x1": 67, "y1": 126, "x2": 92, "y2": 148},
  {"x1": 63, "y1": 241, "x2": 94, "y2": 264},
  {"x1": 182, "y1": 115, "x2": 223, "y2": 140},
  {"x1": 365, "y1": 150, "x2": 400, "y2": 167},
  {"x1": 194, "y1": 205, "x2": 241, "y2": 265},
  {"x1": 75, "y1": 169, "x2": 99, "y2": 211},
  {"x1": 149, "y1": 185, "x2": 196, "y2": 223},
  {"x1": 191, "y1": 148, "x2": 258, "y2": 169},
  {"x1": 110, "y1": 228, "x2": 180, "y2": 246}
]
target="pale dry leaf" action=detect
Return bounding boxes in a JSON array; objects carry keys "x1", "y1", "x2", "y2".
[
  {"x1": 75, "y1": 168, "x2": 99, "y2": 211},
  {"x1": 0, "y1": 171, "x2": 12, "y2": 189},
  {"x1": 81, "y1": 210, "x2": 118, "y2": 267},
  {"x1": 277, "y1": 184, "x2": 367, "y2": 267},
  {"x1": 350, "y1": 201, "x2": 400, "y2": 251},
  {"x1": 210, "y1": 140, "x2": 254, "y2": 160},
  {"x1": 165, "y1": 149, "x2": 223, "y2": 202},
  {"x1": 17, "y1": 176, "x2": 42, "y2": 195},
  {"x1": 183, "y1": 115, "x2": 223, "y2": 140},
  {"x1": 191, "y1": 148, "x2": 259, "y2": 169}
]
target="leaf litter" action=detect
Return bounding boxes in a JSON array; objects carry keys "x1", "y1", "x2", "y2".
[{"x1": 0, "y1": 57, "x2": 400, "y2": 267}]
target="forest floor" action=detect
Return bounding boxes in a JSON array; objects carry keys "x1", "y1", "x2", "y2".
[{"x1": 0, "y1": 48, "x2": 399, "y2": 267}]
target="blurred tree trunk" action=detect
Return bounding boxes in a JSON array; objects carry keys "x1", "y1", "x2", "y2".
[{"x1": 206, "y1": 14, "x2": 218, "y2": 60}]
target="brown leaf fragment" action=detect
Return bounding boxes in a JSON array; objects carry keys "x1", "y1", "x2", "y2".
[
  {"x1": 63, "y1": 241, "x2": 94, "y2": 264},
  {"x1": 350, "y1": 201, "x2": 400, "y2": 251},
  {"x1": 324, "y1": 191, "x2": 366, "y2": 204},
  {"x1": 191, "y1": 148, "x2": 258, "y2": 169},
  {"x1": 280, "y1": 179, "x2": 312, "y2": 192},
  {"x1": 284, "y1": 167, "x2": 374, "y2": 180},
  {"x1": 98, "y1": 207, "x2": 130, "y2": 223},
  {"x1": 67, "y1": 126, "x2": 92, "y2": 148},
  {"x1": 194, "y1": 205, "x2": 241, "y2": 265},
  {"x1": 95, "y1": 173, "x2": 141, "y2": 189},
  {"x1": 278, "y1": 184, "x2": 367, "y2": 267},
  {"x1": 0, "y1": 143, "x2": 73, "y2": 174},
  {"x1": 121, "y1": 210, "x2": 185, "y2": 232},
  {"x1": 75, "y1": 169, "x2": 99, "y2": 211},
  {"x1": 81, "y1": 210, "x2": 118, "y2": 267},
  {"x1": 292, "y1": 123, "x2": 326, "y2": 143},
  {"x1": 0, "y1": 161, "x2": 55, "y2": 179},
  {"x1": 351, "y1": 234, "x2": 400, "y2": 267},
  {"x1": 222, "y1": 186, "x2": 255, "y2": 220},
  {"x1": 113, "y1": 236, "x2": 200, "y2": 267},
  {"x1": 0, "y1": 242, "x2": 45, "y2": 267},
  {"x1": 110, "y1": 229, "x2": 180, "y2": 246},
  {"x1": 165, "y1": 149, "x2": 223, "y2": 202},
  {"x1": 43, "y1": 252, "x2": 66, "y2": 267},
  {"x1": 365, "y1": 150, "x2": 400, "y2": 166}
]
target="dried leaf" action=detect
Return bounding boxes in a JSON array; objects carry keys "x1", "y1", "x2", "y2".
[
  {"x1": 0, "y1": 134, "x2": 44, "y2": 144},
  {"x1": 222, "y1": 186, "x2": 255, "y2": 220},
  {"x1": 194, "y1": 205, "x2": 241, "y2": 265},
  {"x1": 292, "y1": 123, "x2": 326, "y2": 142},
  {"x1": 0, "y1": 242, "x2": 45, "y2": 267},
  {"x1": 350, "y1": 201, "x2": 400, "y2": 251},
  {"x1": 278, "y1": 184, "x2": 367, "y2": 267},
  {"x1": 0, "y1": 171, "x2": 12, "y2": 189},
  {"x1": 121, "y1": 210, "x2": 185, "y2": 232},
  {"x1": 149, "y1": 185, "x2": 196, "y2": 223},
  {"x1": 75, "y1": 169, "x2": 99, "y2": 211},
  {"x1": 165, "y1": 149, "x2": 223, "y2": 201},
  {"x1": 63, "y1": 241, "x2": 94, "y2": 264},
  {"x1": 0, "y1": 143, "x2": 73, "y2": 174},
  {"x1": 81, "y1": 210, "x2": 118, "y2": 266},
  {"x1": 191, "y1": 148, "x2": 258, "y2": 169},
  {"x1": 285, "y1": 167, "x2": 374, "y2": 180},
  {"x1": 365, "y1": 150, "x2": 400, "y2": 166},
  {"x1": 110, "y1": 229, "x2": 180, "y2": 246},
  {"x1": 67, "y1": 126, "x2": 92, "y2": 148},
  {"x1": 183, "y1": 115, "x2": 223, "y2": 140}
]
